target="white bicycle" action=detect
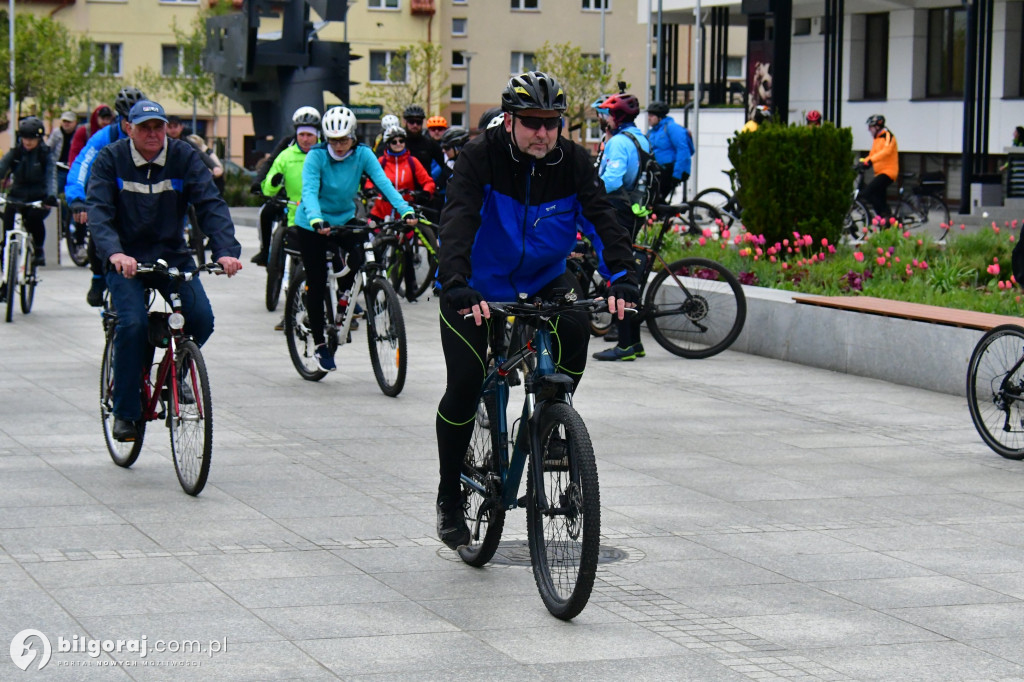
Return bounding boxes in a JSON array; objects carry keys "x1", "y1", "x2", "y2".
[{"x1": 0, "y1": 196, "x2": 44, "y2": 322}]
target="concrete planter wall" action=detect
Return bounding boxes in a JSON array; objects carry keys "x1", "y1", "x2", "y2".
[{"x1": 729, "y1": 286, "x2": 991, "y2": 396}]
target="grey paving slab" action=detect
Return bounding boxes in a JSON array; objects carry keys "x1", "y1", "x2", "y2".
[{"x1": 3, "y1": 219, "x2": 1024, "y2": 679}]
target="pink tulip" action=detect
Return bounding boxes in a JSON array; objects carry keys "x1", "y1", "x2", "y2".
[
  {"x1": 782, "y1": 263, "x2": 789, "y2": 270},
  {"x1": 876, "y1": 256, "x2": 886, "y2": 265},
  {"x1": 854, "y1": 252, "x2": 865, "y2": 262},
  {"x1": 821, "y1": 237, "x2": 829, "y2": 247},
  {"x1": 903, "y1": 231, "x2": 911, "y2": 239},
  {"x1": 698, "y1": 237, "x2": 706, "y2": 246},
  {"x1": 769, "y1": 255, "x2": 776, "y2": 263}
]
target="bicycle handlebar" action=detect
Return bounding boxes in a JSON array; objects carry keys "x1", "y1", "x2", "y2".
[
  {"x1": 487, "y1": 295, "x2": 607, "y2": 318},
  {"x1": 0, "y1": 197, "x2": 45, "y2": 211},
  {"x1": 135, "y1": 260, "x2": 224, "y2": 281}
]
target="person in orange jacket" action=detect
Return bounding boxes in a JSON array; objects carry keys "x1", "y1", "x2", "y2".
[
  {"x1": 859, "y1": 114, "x2": 899, "y2": 219},
  {"x1": 367, "y1": 126, "x2": 435, "y2": 221}
]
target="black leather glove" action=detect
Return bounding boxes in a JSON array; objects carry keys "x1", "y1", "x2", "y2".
[
  {"x1": 43, "y1": 195, "x2": 58, "y2": 207},
  {"x1": 609, "y1": 276, "x2": 640, "y2": 306},
  {"x1": 249, "y1": 180, "x2": 262, "y2": 195},
  {"x1": 69, "y1": 200, "x2": 87, "y2": 214},
  {"x1": 441, "y1": 283, "x2": 484, "y2": 314}
]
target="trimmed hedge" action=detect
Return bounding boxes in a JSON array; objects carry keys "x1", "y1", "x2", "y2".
[{"x1": 728, "y1": 123, "x2": 855, "y2": 245}]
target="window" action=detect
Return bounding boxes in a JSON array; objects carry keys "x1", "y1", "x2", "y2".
[
  {"x1": 453, "y1": 0, "x2": 466, "y2": 4},
  {"x1": 926, "y1": 7, "x2": 966, "y2": 98},
  {"x1": 159, "y1": 0, "x2": 198, "y2": 4},
  {"x1": 369, "y1": 50, "x2": 406, "y2": 83},
  {"x1": 161, "y1": 45, "x2": 184, "y2": 77},
  {"x1": 452, "y1": 50, "x2": 466, "y2": 68},
  {"x1": 793, "y1": 18, "x2": 811, "y2": 36},
  {"x1": 451, "y1": 112, "x2": 465, "y2": 127},
  {"x1": 511, "y1": 0, "x2": 538, "y2": 9},
  {"x1": 726, "y1": 56, "x2": 743, "y2": 79},
  {"x1": 510, "y1": 51, "x2": 536, "y2": 73},
  {"x1": 863, "y1": 13, "x2": 889, "y2": 100},
  {"x1": 585, "y1": 119, "x2": 603, "y2": 143},
  {"x1": 452, "y1": 18, "x2": 467, "y2": 35},
  {"x1": 86, "y1": 43, "x2": 122, "y2": 76},
  {"x1": 451, "y1": 84, "x2": 465, "y2": 101},
  {"x1": 582, "y1": 0, "x2": 609, "y2": 9},
  {"x1": 368, "y1": 0, "x2": 400, "y2": 8}
]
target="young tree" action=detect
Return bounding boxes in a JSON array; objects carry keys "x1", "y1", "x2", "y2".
[
  {"x1": 363, "y1": 42, "x2": 449, "y2": 117},
  {"x1": 533, "y1": 41, "x2": 624, "y2": 144}
]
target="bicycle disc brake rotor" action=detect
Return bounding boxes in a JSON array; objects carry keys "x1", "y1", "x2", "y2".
[{"x1": 683, "y1": 295, "x2": 710, "y2": 323}]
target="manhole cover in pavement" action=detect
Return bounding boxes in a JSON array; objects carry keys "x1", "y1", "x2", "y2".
[{"x1": 441, "y1": 540, "x2": 630, "y2": 566}]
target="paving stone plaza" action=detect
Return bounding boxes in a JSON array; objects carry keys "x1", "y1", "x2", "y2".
[{"x1": 3, "y1": 216, "x2": 1024, "y2": 680}]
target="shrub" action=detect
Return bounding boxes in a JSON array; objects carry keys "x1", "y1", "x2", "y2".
[{"x1": 728, "y1": 123, "x2": 855, "y2": 247}]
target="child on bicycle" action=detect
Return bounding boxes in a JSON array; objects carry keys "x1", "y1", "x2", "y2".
[{"x1": 294, "y1": 106, "x2": 417, "y2": 373}]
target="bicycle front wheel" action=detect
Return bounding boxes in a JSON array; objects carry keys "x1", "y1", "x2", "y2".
[
  {"x1": 66, "y1": 220, "x2": 89, "y2": 267},
  {"x1": 169, "y1": 340, "x2": 213, "y2": 495},
  {"x1": 692, "y1": 188, "x2": 736, "y2": 228},
  {"x1": 527, "y1": 401, "x2": 599, "y2": 620},
  {"x1": 6, "y1": 240, "x2": 19, "y2": 323},
  {"x1": 284, "y1": 271, "x2": 329, "y2": 382},
  {"x1": 265, "y1": 221, "x2": 286, "y2": 311},
  {"x1": 645, "y1": 257, "x2": 747, "y2": 358},
  {"x1": 405, "y1": 224, "x2": 439, "y2": 301},
  {"x1": 20, "y1": 250, "x2": 36, "y2": 314},
  {"x1": 458, "y1": 393, "x2": 506, "y2": 567},
  {"x1": 100, "y1": 334, "x2": 145, "y2": 467},
  {"x1": 845, "y1": 200, "x2": 871, "y2": 240},
  {"x1": 967, "y1": 325, "x2": 1024, "y2": 460},
  {"x1": 364, "y1": 276, "x2": 407, "y2": 397},
  {"x1": 911, "y1": 194, "x2": 951, "y2": 242}
]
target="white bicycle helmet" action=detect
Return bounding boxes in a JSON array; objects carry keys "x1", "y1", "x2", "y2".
[
  {"x1": 292, "y1": 106, "x2": 321, "y2": 128},
  {"x1": 322, "y1": 106, "x2": 358, "y2": 139},
  {"x1": 381, "y1": 114, "x2": 400, "y2": 131},
  {"x1": 486, "y1": 113, "x2": 505, "y2": 130}
]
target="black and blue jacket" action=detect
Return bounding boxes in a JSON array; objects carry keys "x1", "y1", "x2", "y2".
[
  {"x1": 87, "y1": 137, "x2": 240, "y2": 268},
  {"x1": 437, "y1": 124, "x2": 634, "y2": 300}
]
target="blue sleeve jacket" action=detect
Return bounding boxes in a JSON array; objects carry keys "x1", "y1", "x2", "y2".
[
  {"x1": 295, "y1": 143, "x2": 412, "y2": 229},
  {"x1": 648, "y1": 118, "x2": 694, "y2": 179},
  {"x1": 64, "y1": 119, "x2": 126, "y2": 207},
  {"x1": 437, "y1": 126, "x2": 635, "y2": 301},
  {"x1": 87, "y1": 137, "x2": 241, "y2": 267},
  {"x1": 598, "y1": 124, "x2": 650, "y2": 193}
]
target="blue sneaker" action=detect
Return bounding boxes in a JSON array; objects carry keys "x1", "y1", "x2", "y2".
[
  {"x1": 592, "y1": 344, "x2": 639, "y2": 361},
  {"x1": 314, "y1": 344, "x2": 336, "y2": 372}
]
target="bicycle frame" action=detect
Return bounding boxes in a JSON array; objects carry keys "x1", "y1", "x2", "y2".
[
  {"x1": 1, "y1": 201, "x2": 34, "y2": 286},
  {"x1": 326, "y1": 225, "x2": 386, "y2": 343}
]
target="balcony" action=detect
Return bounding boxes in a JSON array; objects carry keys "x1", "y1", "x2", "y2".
[{"x1": 410, "y1": 0, "x2": 434, "y2": 15}]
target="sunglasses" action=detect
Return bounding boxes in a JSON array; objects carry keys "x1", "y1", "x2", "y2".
[
  {"x1": 388, "y1": 137, "x2": 407, "y2": 145},
  {"x1": 405, "y1": 118, "x2": 424, "y2": 125},
  {"x1": 515, "y1": 115, "x2": 561, "y2": 131}
]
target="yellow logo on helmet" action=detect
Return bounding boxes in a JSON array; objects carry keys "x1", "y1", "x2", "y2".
[
  {"x1": 557, "y1": 89, "x2": 564, "y2": 98},
  {"x1": 514, "y1": 86, "x2": 529, "y2": 96}
]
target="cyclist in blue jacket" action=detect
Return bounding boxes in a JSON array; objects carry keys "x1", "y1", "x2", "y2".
[
  {"x1": 646, "y1": 101, "x2": 694, "y2": 203},
  {"x1": 66, "y1": 86, "x2": 147, "y2": 307},
  {"x1": 88, "y1": 100, "x2": 242, "y2": 443}
]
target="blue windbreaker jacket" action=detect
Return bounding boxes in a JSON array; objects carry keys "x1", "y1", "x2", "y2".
[{"x1": 647, "y1": 116, "x2": 694, "y2": 179}]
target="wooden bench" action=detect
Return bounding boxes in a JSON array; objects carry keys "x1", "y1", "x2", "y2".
[{"x1": 791, "y1": 295, "x2": 1024, "y2": 332}]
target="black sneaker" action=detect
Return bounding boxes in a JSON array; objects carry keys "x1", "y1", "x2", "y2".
[
  {"x1": 32, "y1": 253, "x2": 45, "y2": 267},
  {"x1": 86, "y1": 277, "x2": 106, "y2": 307},
  {"x1": 112, "y1": 417, "x2": 138, "y2": 442},
  {"x1": 250, "y1": 250, "x2": 268, "y2": 266},
  {"x1": 0, "y1": 283, "x2": 6, "y2": 303},
  {"x1": 436, "y1": 499, "x2": 470, "y2": 550}
]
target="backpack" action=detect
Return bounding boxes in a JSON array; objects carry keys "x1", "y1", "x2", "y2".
[{"x1": 620, "y1": 130, "x2": 661, "y2": 217}]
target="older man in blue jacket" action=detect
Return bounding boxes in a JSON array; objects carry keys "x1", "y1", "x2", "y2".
[
  {"x1": 88, "y1": 100, "x2": 242, "y2": 442},
  {"x1": 646, "y1": 101, "x2": 694, "y2": 202}
]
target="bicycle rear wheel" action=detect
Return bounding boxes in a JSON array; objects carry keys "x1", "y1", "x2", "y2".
[
  {"x1": 685, "y1": 200, "x2": 724, "y2": 235},
  {"x1": 903, "y1": 194, "x2": 950, "y2": 242},
  {"x1": 527, "y1": 401, "x2": 599, "y2": 620},
  {"x1": 645, "y1": 257, "x2": 747, "y2": 358},
  {"x1": 264, "y1": 220, "x2": 286, "y2": 312},
  {"x1": 458, "y1": 392, "x2": 507, "y2": 567},
  {"x1": 284, "y1": 270, "x2": 329, "y2": 382},
  {"x1": 169, "y1": 340, "x2": 213, "y2": 495},
  {"x1": 66, "y1": 220, "x2": 89, "y2": 267},
  {"x1": 364, "y1": 276, "x2": 407, "y2": 396},
  {"x1": 6, "y1": 241, "x2": 19, "y2": 323},
  {"x1": 405, "y1": 224, "x2": 438, "y2": 301},
  {"x1": 20, "y1": 248, "x2": 36, "y2": 314},
  {"x1": 100, "y1": 334, "x2": 145, "y2": 467},
  {"x1": 692, "y1": 188, "x2": 736, "y2": 228},
  {"x1": 967, "y1": 325, "x2": 1024, "y2": 460}
]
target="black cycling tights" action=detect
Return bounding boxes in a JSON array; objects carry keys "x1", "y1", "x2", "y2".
[
  {"x1": 293, "y1": 225, "x2": 364, "y2": 346},
  {"x1": 434, "y1": 271, "x2": 590, "y2": 503}
]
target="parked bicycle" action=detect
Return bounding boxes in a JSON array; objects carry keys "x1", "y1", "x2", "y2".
[
  {"x1": 847, "y1": 167, "x2": 950, "y2": 242},
  {"x1": 458, "y1": 293, "x2": 604, "y2": 620},
  {"x1": 967, "y1": 324, "x2": 1024, "y2": 459},
  {"x1": 100, "y1": 261, "x2": 224, "y2": 495},
  {"x1": 284, "y1": 222, "x2": 407, "y2": 395},
  {"x1": 693, "y1": 170, "x2": 743, "y2": 229},
  {"x1": 0, "y1": 196, "x2": 44, "y2": 322},
  {"x1": 262, "y1": 195, "x2": 297, "y2": 312}
]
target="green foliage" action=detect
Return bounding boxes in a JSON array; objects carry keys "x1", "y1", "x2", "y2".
[
  {"x1": 728, "y1": 123, "x2": 855, "y2": 247},
  {"x1": 532, "y1": 42, "x2": 624, "y2": 145},
  {"x1": 222, "y1": 168, "x2": 260, "y2": 207},
  {"x1": 363, "y1": 42, "x2": 449, "y2": 116}
]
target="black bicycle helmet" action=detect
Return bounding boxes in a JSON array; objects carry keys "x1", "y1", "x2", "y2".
[
  {"x1": 440, "y1": 126, "x2": 469, "y2": 151},
  {"x1": 17, "y1": 116, "x2": 44, "y2": 140},
  {"x1": 647, "y1": 101, "x2": 670, "y2": 117},
  {"x1": 866, "y1": 114, "x2": 885, "y2": 127},
  {"x1": 115, "y1": 87, "x2": 146, "y2": 118},
  {"x1": 403, "y1": 104, "x2": 426, "y2": 119},
  {"x1": 477, "y1": 107, "x2": 503, "y2": 132},
  {"x1": 500, "y1": 71, "x2": 567, "y2": 113}
]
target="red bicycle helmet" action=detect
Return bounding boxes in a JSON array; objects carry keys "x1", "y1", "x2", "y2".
[
  {"x1": 597, "y1": 93, "x2": 640, "y2": 124},
  {"x1": 806, "y1": 109, "x2": 822, "y2": 124}
]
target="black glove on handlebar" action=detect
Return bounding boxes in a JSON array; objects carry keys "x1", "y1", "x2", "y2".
[
  {"x1": 43, "y1": 195, "x2": 58, "y2": 207},
  {"x1": 441, "y1": 283, "x2": 484, "y2": 314},
  {"x1": 609, "y1": 276, "x2": 640, "y2": 306}
]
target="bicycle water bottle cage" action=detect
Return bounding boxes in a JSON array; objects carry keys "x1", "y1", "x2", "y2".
[{"x1": 534, "y1": 373, "x2": 574, "y2": 401}]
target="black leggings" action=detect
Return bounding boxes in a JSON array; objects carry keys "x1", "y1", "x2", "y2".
[
  {"x1": 861, "y1": 174, "x2": 893, "y2": 219},
  {"x1": 434, "y1": 270, "x2": 590, "y2": 502},
  {"x1": 293, "y1": 225, "x2": 364, "y2": 346}
]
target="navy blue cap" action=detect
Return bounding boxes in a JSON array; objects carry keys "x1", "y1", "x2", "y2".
[{"x1": 129, "y1": 100, "x2": 168, "y2": 124}]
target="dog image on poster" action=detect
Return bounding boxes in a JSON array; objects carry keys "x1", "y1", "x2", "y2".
[{"x1": 746, "y1": 41, "x2": 774, "y2": 120}]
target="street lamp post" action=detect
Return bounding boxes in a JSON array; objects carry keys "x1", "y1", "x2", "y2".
[
  {"x1": 344, "y1": 0, "x2": 357, "y2": 42},
  {"x1": 462, "y1": 51, "x2": 477, "y2": 128}
]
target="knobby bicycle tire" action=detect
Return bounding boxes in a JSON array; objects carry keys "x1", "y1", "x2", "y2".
[
  {"x1": 265, "y1": 220, "x2": 287, "y2": 312},
  {"x1": 644, "y1": 257, "x2": 747, "y2": 359},
  {"x1": 6, "y1": 240, "x2": 19, "y2": 323},
  {"x1": 966, "y1": 324, "x2": 1024, "y2": 460},
  {"x1": 20, "y1": 248, "x2": 36, "y2": 315},
  {"x1": 170, "y1": 340, "x2": 213, "y2": 495},
  {"x1": 284, "y1": 271, "x2": 331, "y2": 382},
  {"x1": 526, "y1": 401, "x2": 599, "y2": 620},
  {"x1": 364, "y1": 276, "x2": 407, "y2": 397},
  {"x1": 458, "y1": 392, "x2": 507, "y2": 567},
  {"x1": 100, "y1": 333, "x2": 145, "y2": 467}
]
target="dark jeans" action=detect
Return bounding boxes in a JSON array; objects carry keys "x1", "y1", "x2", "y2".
[
  {"x1": 106, "y1": 270, "x2": 214, "y2": 421},
  {"x1": 293, "y1": 225, "x2": 364, "y2": 346},
  {"x1": 434, "y1": 270, "x2": 590, "y2": 502},
  {"x1": 656, "y1": 163, "x2": 689, "y2": 203},
  {"x1": 861, "y1": 174, "x2": 894, "y2": 219}
]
